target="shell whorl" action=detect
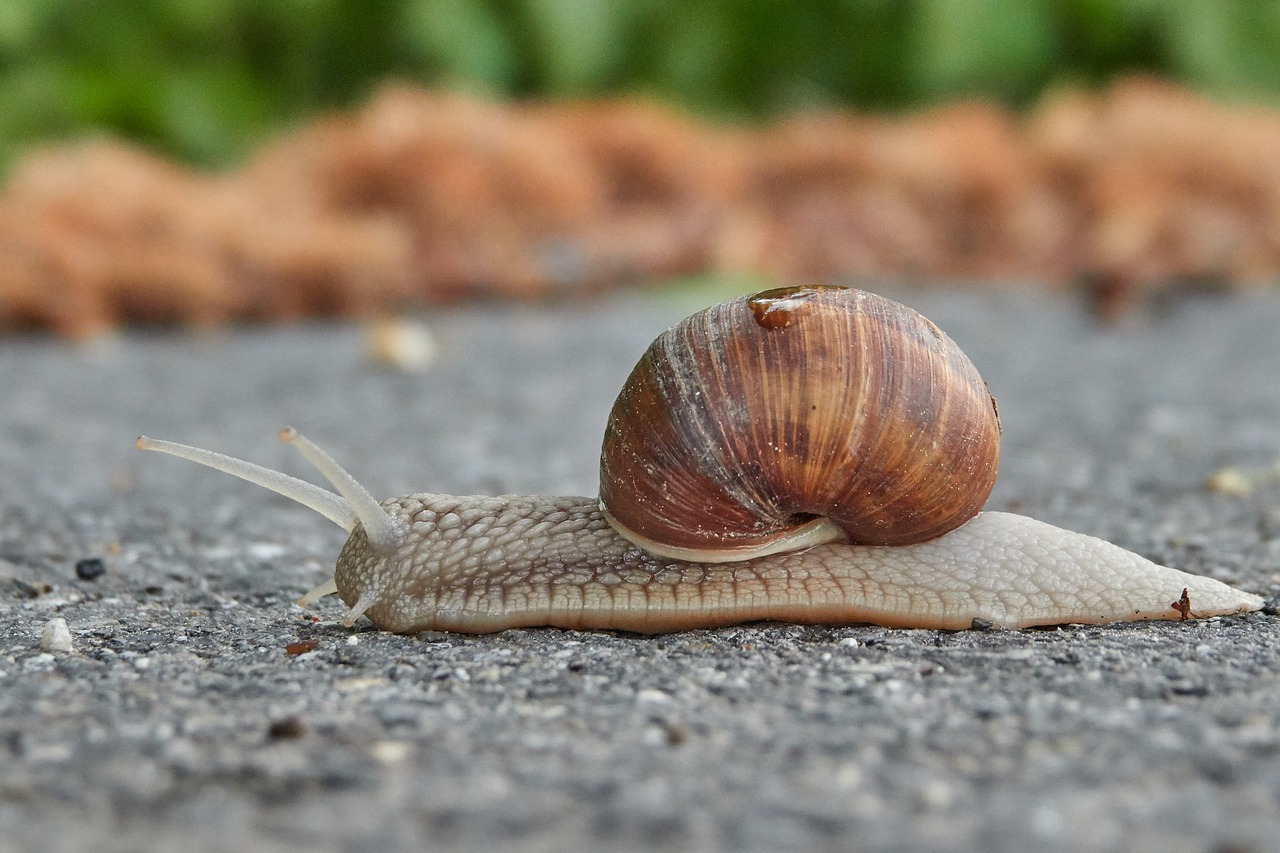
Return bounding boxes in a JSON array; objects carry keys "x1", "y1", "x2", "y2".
[{"x1": 599, "y1": 286, "x2": 1002, "y2": 559}]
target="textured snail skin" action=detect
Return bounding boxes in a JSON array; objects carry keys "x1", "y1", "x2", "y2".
[{"x1": 333, "y1": 494, "x2": 1263, "y2": 634}]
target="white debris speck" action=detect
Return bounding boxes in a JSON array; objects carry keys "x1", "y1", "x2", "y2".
[
  {"x1": 1205, "y1": 460, "x2": 1280, "y2": 497},
  {"x1": 370, "y1": 740, "x2": 411, "y2": 764},
  {"x1": 365, "y1": 317, "x2": 437, "y2": 373},
  {"x1": 636, "y1": 688, "x2": 673, "y2": 706},
  {"x1": 39, "y1": 618, "x2": 73, "y2": 653},
  {"x1": 246, "y1": 542, "x2": 289, "y2": 561},
  {"x1": 1205, "y1": 467, "x2": 1254, "y2": 497},
  {"x1": 919, "y1": 779, "x2": 955, "y2": 810}
]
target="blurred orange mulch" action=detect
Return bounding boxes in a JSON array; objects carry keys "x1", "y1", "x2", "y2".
[{"x1": 2, "y1": 76, "x2": 1279, "y2": 337}]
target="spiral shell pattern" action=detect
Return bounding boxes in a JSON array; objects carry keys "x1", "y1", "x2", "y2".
[{"x1": 599, "y1": 286, "x2": 1001, "y2": 559}]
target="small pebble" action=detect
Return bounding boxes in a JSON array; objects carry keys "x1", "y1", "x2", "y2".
[
  {"x1": 919, "y1": 779, "x2": 955, "y2": 810},
  {"x1": 365, "y1": 317, "x2": 437, "y2": 373},
  {"x1": 13, "y1": 579, "x2": 51, "y2": 598},
  {"x1": 1206, "y1": 467, "x2": 1254, "y2": 497},
  {"x1": 636, "y1": 688, "x2": 673, "y2": 706},
  {"x1": 285, "y1": 640, "x2": 318, "y2": 656},
  {"x1": 1205, "y1": 461, "x2": 1280, "y2": 497},
  {"x1": 267, "y1": 717, "x2": 307, "y2": 740},
  {"x1": 39, "y1": 618, "x2": 73, "y2": 653},
  {"x1": 370, "y1": 740, "x2": 410, "y2": 764},
  {"x1": 75, "y1": 557, "x2": 107, "y2": 581}
]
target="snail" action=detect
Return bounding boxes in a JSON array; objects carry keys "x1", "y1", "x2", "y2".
[{"x1": 136, "y1": 286, "x2": 1263, "y2": 633}]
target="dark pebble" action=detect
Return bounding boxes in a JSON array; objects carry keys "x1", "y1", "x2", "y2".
[
  {"x1": 75, "y1": 558, "x2": 107, "y2": 581},
  {"x1": 267, "y1": 717, "x2": 307, "y2": 740}
]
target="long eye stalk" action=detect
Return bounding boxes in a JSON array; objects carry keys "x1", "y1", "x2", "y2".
[
  {"x1": 277, "y1": 428, "x2": 401, "y2": 552},
  {"x1": 136, "y1": 435, "x2": 357, "y2": 530},
  {"x1": 137, "y1": 430, "x2": 402, "y2": 620}
]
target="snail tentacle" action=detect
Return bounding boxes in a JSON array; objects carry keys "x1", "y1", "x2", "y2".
[
  {"x1": 278, "y1": 427, "x2": 402, "y2": 554},
  {"x1": 340, "y1": 584, "x2": 386, "y2": 628},
  {"x1": 140, "y1": 432, "x2": 409, "y2": 612},
  {"x1": 296, "y1": 578, "x2": 338, "y2": 607},
  {"x1": 136, "y1": 435, "x2": 356, "y2": 530}
]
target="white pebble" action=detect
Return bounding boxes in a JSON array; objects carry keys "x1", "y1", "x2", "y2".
[
  {"x1": 1205, "y1": 467, "x2": 1254, "y2": 497},
  {"x1": 370, "y1": 740, "x2": 411, "y2": 765},
  {"x1": 636, "y1": 688, "x2": 673, "y2": 706},
  {"x1": 365, "y1": 318, "x2": 437, "y2": 373},
  {"x1": 39, "y1": 617, "x2": 73, "y2": 653},
  {"x1": 919, "y1": 779, "x2": 955, "y2": 809}
]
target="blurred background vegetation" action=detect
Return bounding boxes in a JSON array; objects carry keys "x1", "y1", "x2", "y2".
[{"x1": 1, "y1": 0, "x2": 1279, "y2": 171}]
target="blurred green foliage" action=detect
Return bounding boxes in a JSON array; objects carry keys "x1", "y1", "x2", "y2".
[{"x1": 1, "y1": 0, "x2": 1278, "y2": 170}]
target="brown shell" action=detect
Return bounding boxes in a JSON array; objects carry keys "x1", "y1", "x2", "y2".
[{"x1": 599, "y1": 286, "x2": 1001, "y2": 557}]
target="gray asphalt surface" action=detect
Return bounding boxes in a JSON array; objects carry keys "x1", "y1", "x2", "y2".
[{"x1": 2, "y1": 283, "x2": 1280, "y2": 853}]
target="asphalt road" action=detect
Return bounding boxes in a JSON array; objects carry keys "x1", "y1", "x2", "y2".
[{"x1": 2, "y1": 283, "x2": 1280, "y2": 853}]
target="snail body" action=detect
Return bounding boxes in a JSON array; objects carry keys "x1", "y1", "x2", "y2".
[{"x1": 136, "y1": 287, "x2": 1263, "y2": 633}]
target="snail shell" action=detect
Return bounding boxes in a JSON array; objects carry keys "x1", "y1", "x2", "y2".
[{"x1": 600, "y1": 286, "x2": 1001, "y2": 561}]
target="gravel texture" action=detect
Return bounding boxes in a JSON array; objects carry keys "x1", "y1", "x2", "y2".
[{"x1": 2, "y1": 283, "x2": 1280, "y2": 853}]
